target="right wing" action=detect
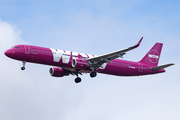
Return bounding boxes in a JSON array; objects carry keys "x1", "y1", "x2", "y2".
[{"x1": 87, "y1": 37, "x2": 143, "y2": 70}]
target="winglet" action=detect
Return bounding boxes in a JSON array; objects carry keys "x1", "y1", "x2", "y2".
[
  {"x1": 131, "y1": 37, "x2": 143, "y2": 49},
  {"x1": 137, "y1": 37, "x2": 143, "y2": 47}
]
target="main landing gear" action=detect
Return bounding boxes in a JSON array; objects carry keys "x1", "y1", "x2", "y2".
[
  {"x1": 74, "y1": 71, "x2": 97, "y2": 83},
  {"x1": 90, "y1": 71, "x2": 97, "y2": 78},
  {"x1": 74, "y1": 71, "x2": 82, "y2": 83},
  {"x1": 21, "y1": 61, "x2": 26, "y2": 70},
  {"x1": 75, "y1": 77, "x2": 81, "y2": 83}
]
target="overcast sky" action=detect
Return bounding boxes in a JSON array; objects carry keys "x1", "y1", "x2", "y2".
[{"x1": 0, "y1": 0, "x2": 180, "y2": 120}]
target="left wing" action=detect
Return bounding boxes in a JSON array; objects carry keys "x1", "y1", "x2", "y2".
[{"x1": 87, "y1": 37, "x2": 143, "y2": 70}]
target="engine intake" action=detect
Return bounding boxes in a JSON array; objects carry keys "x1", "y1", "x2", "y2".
[
  {"x1": 49, "y1": 67, "x2": 69, "y2": 77},
  {"x1": 72, "y1": 59, "x2": 88, "y2": 69}
]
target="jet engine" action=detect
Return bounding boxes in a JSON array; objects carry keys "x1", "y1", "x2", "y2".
[
  {"x1": 72, "y1": 59, "x2": 88, "y2": 69},
  {"x1": 49, "y1": 67, "x2": 69, "y2": 77}
]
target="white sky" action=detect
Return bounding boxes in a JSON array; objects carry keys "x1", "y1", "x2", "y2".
[{"x1": 0, "y1": 1, "x2": 180, "y2": 120}]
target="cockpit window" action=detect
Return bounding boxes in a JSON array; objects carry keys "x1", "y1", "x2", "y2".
[{"x1": 11, "y1": 47, "x2": 20, "y2": 49}]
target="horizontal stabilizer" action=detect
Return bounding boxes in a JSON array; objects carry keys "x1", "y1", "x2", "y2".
[{"x1": 150, "y1": 63, "x2": 174, "y2": 70}]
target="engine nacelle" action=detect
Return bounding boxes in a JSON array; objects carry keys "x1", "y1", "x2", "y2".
[
  {"x1": 49, "y1": 67, "x2": 69, "y2": 77},
  {"x1": 72, "y1": 59, "x2": 88, "y2": 69}
]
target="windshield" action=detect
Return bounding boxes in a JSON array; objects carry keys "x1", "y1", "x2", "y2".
[{"x1": 11, "y1": 46, "x2": 20, "y2": 49}]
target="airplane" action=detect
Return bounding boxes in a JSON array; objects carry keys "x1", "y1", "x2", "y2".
[{"x1": 4, "y1": 37, "x2": 174, "y2": 83}]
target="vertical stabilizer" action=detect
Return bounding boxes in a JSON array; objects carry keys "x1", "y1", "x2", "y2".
[{"x1": 139, "y1": 43, "x2": 163, "y2": 66}]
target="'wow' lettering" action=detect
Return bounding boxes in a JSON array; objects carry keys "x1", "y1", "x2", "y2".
[
  {"x1": 50, "y1": 48, "x2": 94, "y2": 63},
  {"x1": 50, "y1": 48, "x2": 107, "y2": 69}
]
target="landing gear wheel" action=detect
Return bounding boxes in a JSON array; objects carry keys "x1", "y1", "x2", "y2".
[
  {"x1": 75, "y1": 77, "x2": 81, "y2": 83},
  {"x1": 90, "y1": 71, "x2": 97, "y2": 78},
  {"x1": 21, "y1": 61, "x2": 26, "y2": 71},
  {"x1": 21, "y1": 67, "x2": 25, "y2": 70}
]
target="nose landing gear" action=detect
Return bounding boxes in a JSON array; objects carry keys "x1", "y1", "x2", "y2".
[{"x1": 21, "y1": 61, "x2": 26, "y2": 70}]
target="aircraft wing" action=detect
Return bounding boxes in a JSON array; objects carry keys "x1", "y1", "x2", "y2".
[{"x1": 87, "y1": 37, "x2": 143, "y2": 69}]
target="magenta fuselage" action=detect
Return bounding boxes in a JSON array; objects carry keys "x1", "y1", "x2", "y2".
[{"x1": 4, "y1": 45, "x2": 165, "y2": 76}]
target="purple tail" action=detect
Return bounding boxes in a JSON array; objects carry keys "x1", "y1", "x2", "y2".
[{"x1": 139, "y1": 43, "x2": 163, "y2": 66}]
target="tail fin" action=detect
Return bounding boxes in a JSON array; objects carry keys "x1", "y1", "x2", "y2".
[{"x1": 139, "y1": 43, "x2": 163, "y2": 66}]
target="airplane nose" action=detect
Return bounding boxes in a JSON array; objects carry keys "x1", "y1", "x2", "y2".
[
  {"x1": 5, "y1": 50, "x2": 9, "y2": 56},
  {"x1": 4, "y1": 49, "x2": 12, "y2": 57},
  {"x1": 4, "y1": 49, "x2": 19, "y2": 59}
]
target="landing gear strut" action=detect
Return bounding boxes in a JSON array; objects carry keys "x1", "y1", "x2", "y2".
[
  {"x1": 21, "y1": 61, "x2": 26, "y2": 70},
  {"x1": 74, "y1": 71, "x2": 82, "y2": 83},
  {"x1": 90, "y1": 71, "x2": 97, "y2": 78}
]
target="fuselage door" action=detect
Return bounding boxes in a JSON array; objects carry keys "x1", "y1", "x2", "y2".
[
  {"x1": 25, "y1": 45, "x2": 30, "y2": 54},
  {"x1": 138, "y1": 63, "x2": 143, "y2": 72}
]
